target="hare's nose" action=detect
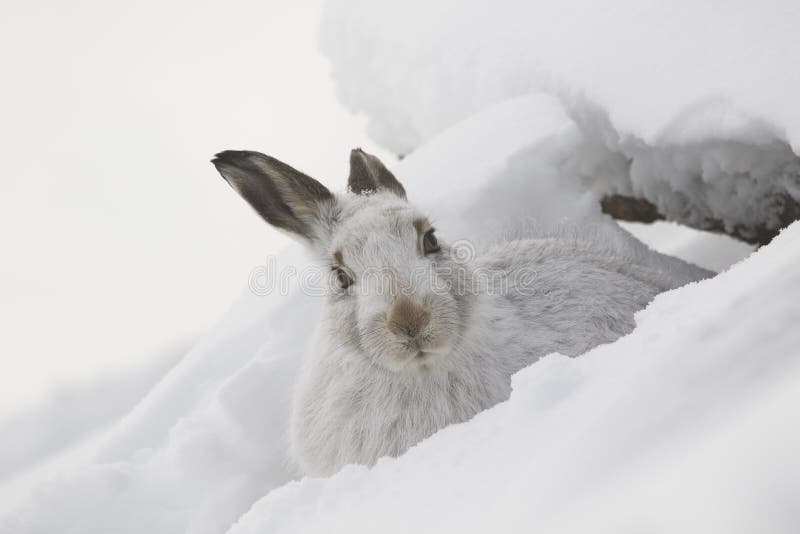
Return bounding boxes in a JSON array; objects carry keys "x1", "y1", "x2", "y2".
[{"x1": 387, "y1": 297, "x2": 431, "y2": 339}]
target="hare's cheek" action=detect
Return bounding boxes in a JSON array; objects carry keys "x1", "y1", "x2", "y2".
[
  {"x1": 357, "y1": 290, "x2": 390, "y2": 321},
  {"x1": 429, "y1": 296, "x2": 461, "y2": 338},
  {"x1": 328, "y1": 299, "x2": 359, "y2": 338}
]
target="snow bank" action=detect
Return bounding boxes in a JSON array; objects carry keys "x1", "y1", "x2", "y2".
[
  {"x1": 320, "y1": 0, "x2": 800, "y2": 240},
  {"x1": 0, "y1": 94, "x2": 560, "y2": 532},
  {"x1": 2, "y1": 92, "x2": 746, "y2": 533},
  {"x1": 226, "y1": 220, "x2": 800, "y2": 534},
  {"x1": 4, "y1": 2, "x2": 790, "y2": 533},
  {"x1": 0, "y1": 281, "x2": 306, "y2": 533},
  {"x1": 0, "y1": 340, "x2": 187, "y2": 484}
]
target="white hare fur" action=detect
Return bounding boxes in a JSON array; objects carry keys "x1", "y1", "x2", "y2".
[{"x1": 213, "y1": 148, "x2": 711, "y2": 477}]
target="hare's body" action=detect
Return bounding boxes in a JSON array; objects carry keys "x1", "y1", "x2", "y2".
[
  {"x1": 213, "y1": 148, "x2": 710, "y2": 477},
  {"x1": 290, "y1": 231, "x2": 700, "y2": 475}
]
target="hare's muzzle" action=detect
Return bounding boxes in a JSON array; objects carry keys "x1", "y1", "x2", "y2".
[{"x1": 386, "y1": 297, "x2": 431, "y2": 342}]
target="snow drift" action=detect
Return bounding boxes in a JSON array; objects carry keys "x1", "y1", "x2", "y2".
[
  {"x1": 320, "y1": 0, "x2": 800, "y2": 242},
  {"x1": 227, "y1": 223, "x2": 800, "y2": 534},
  {"x1": 3, "y1": 1, "x2": 798, "y2": 533},
  {"x1": 0, "y1": 92, "x2": 767, "y2": 534}
]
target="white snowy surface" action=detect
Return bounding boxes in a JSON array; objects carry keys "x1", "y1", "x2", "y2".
[
  {"x1": 619, "y1": 221, "x2": 754, "y2": 273},
  {"x1": 228, "y1": 220, "x2": 800, "y2": 534},
  {"x1": 3, "y1": 1, "x2": 797, "y2": 532},
  {"x1": 320, "y1": 0, "x2": 800, "y2": 239},
  {"x1": 0, "y1": 92, "x2": 767, "y2": 534},
  {"x1": 0, "y1": 92, "x2": 565, "y2": 533}
]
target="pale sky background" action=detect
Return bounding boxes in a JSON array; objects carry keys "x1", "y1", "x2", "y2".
[{"x1": 0, "y1": 0, "x2": 393, "y2": 418}]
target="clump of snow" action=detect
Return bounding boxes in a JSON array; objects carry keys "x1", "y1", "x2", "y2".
[
  {"x1": 563, "y1": 100, "x2": 800, "y2": 242},
  {"x1": 227, "y1": 219, "x2": 800, "y2": 534},
  {"x1": 320, "y1": 0, "x2": 800, "y2": 239},
  {"x1": 321, "y1": 0, "x2": 800, "y2": 153}
]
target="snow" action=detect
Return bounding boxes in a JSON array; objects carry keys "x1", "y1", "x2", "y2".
[
  {"x1": 228, "y1": 218, "x2": 800, "y2": 533},
  {"x1": 0, "y1": 92, "x2": 563, "y2": 533},
  {"x1": 0, "y1": 88, "x2": 767, "y2": 534},
  {"x1": 227, "y1": 220, "x2": 800, "y2": 534},
  {"x1": 321, "y1": 0, "x2": 800, "y2": 152},
  {"x1": 0, "y1": 339, "x2": 188, "y2": 484},
  {"x1": 2, "y1": 1, "x2": 797, "y2": 532},
  {"x1": 619, "y1": 221, "x2": 754, "y2": 273},
  {"x1": 320, "y1": 0, "x2": 800, "y2": 239}
]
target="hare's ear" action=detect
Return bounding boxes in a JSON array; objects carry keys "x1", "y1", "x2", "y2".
[
  {"x1": 348, "y1": 148, "x2": 406, "y2": 199},
  {"x1": 212, "y1": 150, "x2": 334, "y2": 241}
]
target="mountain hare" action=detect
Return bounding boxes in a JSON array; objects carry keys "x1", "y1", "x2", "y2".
[{"x1": 213, "y1": 148, "x2": 710, "y2": 476}]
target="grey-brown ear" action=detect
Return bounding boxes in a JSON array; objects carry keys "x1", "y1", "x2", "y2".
[
  {"x1": 348, "y1": 148, "x2": 406, "y2": 199},
  {"x1": 212, "y1": 150, "x2": 334, "y2": 241}
]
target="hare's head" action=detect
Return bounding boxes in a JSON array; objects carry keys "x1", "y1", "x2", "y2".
[{"x1": 213, "y1": 149, "x2": 472, "y2": 373}]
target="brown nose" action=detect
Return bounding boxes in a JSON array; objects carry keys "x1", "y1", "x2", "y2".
[{"x1": 387, "y1": 297, "x2": 431, "y2": 339}]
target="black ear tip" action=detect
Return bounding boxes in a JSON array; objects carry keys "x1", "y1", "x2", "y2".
[
  {"x1": 351, "y1": 147, "x2": 371, "y2": 158},
  {"x1": 211, "y1": 151, "x2": 249, "y2": 184},
  {"x1": 350, "y1": 148, "x2": 374, "y2": 170},
  {"x1": 212, "y1": 150, "x2": 263, "y2": 177},
  {"x1": 211, "y1": 151, "x2": 231, "y2": 167},
  {"x1": 213, "y1": 150, "x2": 244, "y2": 165},
  {"x1": 210, "y1": 156, "x2": 228, "y2": 179}
]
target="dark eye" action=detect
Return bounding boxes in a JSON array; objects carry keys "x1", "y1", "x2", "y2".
[
  {"x1": 423, "y1": 229, "x2": 440, "y2": 254},
  {"x1": 333, "y1": 267, "x2": 353, "y2": 289}
]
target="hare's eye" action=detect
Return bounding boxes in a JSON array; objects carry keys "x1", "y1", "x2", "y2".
[
  {"x1": 333, "y1": 267, "x2": 353, "y2": 289},
  {"x1": 423, "y1": 229, "x2": 440, "y2": 255}
]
